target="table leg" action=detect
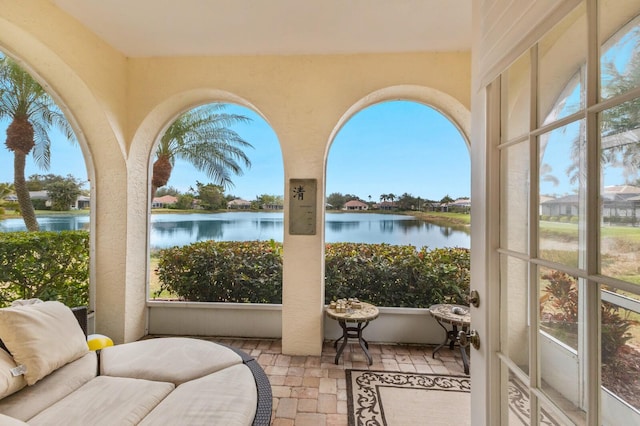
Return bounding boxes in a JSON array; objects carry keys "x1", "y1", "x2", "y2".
[
  {"x1": 432, "y1": 318, "x2": 451, "y2": 358},
  {"x1": 357, "y1": 322, "x2": 372, "y2": 365},
  {"x1": 334, "y1": 320, "x2": 373, "y2": 366},
  {"x1": 335, "y1": 321, "x2": 350, "y2": 365},
  {"x1": 459, "y1": 326, "x2": 470, "y2": 375},
  {"x1": 460, "y1": 344, "x2": 470, "y2": 375}
]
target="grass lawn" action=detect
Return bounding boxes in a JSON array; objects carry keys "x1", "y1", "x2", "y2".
[{"x1": 410, "y1": 211, "x2": 471, "y2": 226}]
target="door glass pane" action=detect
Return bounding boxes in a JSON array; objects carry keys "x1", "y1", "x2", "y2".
[
  {"x1": 506, "y1": 368, "x2": 532, "y2": 425},
  {"x1": 538, "y1": 267, "x2": 583, "y2": 420},
  {"x1": 538, "y1": 3, "x2": 586, "y2": 126},
  {"x1": 539, "y1": 121, "x2": 585, "y2": 268},
  {"x1": 503, "y1": 52, "x2": 531, "y2": 141},
  {"x1": 501, "y1": 141, "x2": 529, "y2": 253},
  {"x1": 600, "y1": 288, "x2": 640, "y2": 422},
  {"x1": 599, "y1": 2, "x2": 640, "y2": 101},
  {"x1": 501, "y1": 255, "x2": 530, "y2": 375},
  {"x1": 600, "y1": 98, "x2": 640, "y2": 283}
]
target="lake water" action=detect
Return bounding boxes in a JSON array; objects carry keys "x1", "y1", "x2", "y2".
[{"x1": 0, "y1": 212, "x2": 470, "y2": 250}]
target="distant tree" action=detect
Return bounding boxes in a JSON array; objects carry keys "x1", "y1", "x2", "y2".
[
  {"x1": 0, "y1": 56, "x2": 76, "y2": 231},
  {"x1": 388, "y1": 193, "x2": 396, "y2": 204},
  {"x1": 46, "y1": 176, "x2": 83, "y2": 211},
  {"x1": 397, "y1": 193, "x2": 418, "y2": 210},
  {"x1": 440, "y1": 194, "x2": 454, "y2": 204},
  {"x1": 195, "y1": 182, "x2": 226, "y2": 210},
  {"x1": 155, "y1": 186, "x2": 181, "y2": 197},
  {"x1": 255, "y1": 194, "x2": 283, "y2": 209},
  {"x1": 326, "y1": 192, "x2": 347, "y2": 210},
  {"x1": 26, "y1": 174, "x2": 59, "y2": 191},
  {"x1": 175, "y1": 194, "x2": 195, "y2": 210}
]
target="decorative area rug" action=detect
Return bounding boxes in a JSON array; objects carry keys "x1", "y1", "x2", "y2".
[
  {"x1": 347, "y1": 370, "x2": 561, "y2": 426},
  {"x1": 346, "y1": 370, "x2": 471, "y2": 426}
]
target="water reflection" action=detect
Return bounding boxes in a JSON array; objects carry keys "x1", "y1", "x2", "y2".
[
  {"x1": 0, "y1": 215, "x2": 90, "y2": 232},
  {"x1": 0, "y1": 212, "x2": 470, "y2": 250}
]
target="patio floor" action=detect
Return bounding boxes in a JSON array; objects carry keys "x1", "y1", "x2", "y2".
[{"x1": 209, "y1": 338, "x2": 470, "y2": 426}]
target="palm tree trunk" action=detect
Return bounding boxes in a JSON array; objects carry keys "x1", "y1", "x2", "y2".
[{"x1": 13, "y1": 151, "x2": 39, "y2": 231}]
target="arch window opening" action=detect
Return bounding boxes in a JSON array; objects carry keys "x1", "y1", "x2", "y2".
[
  {"x1": 324, "y1": 100, "x2": 471, "y2": 309},
  {"x1": 0, "y1": 51, "x2": 90, "y2": 308},
  {"x1": 147, "y1": 102, "x2": 285, "y2": 304}
]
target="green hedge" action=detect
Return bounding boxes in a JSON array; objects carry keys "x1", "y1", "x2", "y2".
[
  {"x1": 156, "y1": 240, "x2": 283, "y2": 303},
  {"x1": 0, "y1": 231, "x2": 89, "y2": 308},
  {"x1": 157, "y1": 241, "x2": 470, "y2": 307}
]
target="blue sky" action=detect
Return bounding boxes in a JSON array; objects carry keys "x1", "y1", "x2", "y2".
[{"x1": 0, "y1": 100, "x2": 470, "y2": 202}]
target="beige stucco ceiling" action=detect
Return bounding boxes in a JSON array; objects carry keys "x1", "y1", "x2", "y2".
[{"x1": 50, "y1": 0, "x2": 472, "y2": 57}]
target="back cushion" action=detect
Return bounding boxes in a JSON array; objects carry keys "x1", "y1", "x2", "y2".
[
  {"x1": 0, "y1": 349, "x2": 26, "y2": 398},
  {"x1": 0, "y1": 301, "x2": 88, "y2": 385}
]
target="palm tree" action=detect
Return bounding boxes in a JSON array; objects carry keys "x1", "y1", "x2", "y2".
[
  {"x1": 388, "y1": 193, "x2": 396, "y2": 205},
  {"x1": 151, "y1": 103, "x2": 254, "y2": 197},
  {"x1": 0, "y1": 56, "x2": 75, "y2": 231}
]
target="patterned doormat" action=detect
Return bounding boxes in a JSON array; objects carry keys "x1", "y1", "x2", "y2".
[{"x1": 346, "y1": 370, "x2": 471, "y2": 426}]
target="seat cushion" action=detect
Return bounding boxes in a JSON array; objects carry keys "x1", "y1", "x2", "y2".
[
  {"x1": 139, "y1": 363, "x2": 257, "y2": 426},
  {"x1": 100, "y1": 337, "x2": 242, "y2": 385},
  {"x1": 0, "y1": 352, "x2": 97, "y2": 421},
  {"x1": 0, "y1": 349, "x2": 26, "y2": 399},
  {"x1": 0, "y1": 301, "x2": 88, "y2": 385},
  {"x1": 0, "y1": 413, "x2": 27, "y2": 425},
  {"x1": 27, "y1": 375, "x2": 174, "y2": 426}
]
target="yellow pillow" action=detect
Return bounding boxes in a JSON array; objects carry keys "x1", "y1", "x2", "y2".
[
  {"x1": 0, "y1": 301, "x2": 88, "y2": 385},
  {"x1": 0, "y1": 349, "x2": 26, "y2": 398}
]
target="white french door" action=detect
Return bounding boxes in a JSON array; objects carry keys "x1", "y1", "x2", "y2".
[{"x1": 489, "y1": 1, "x2": 640, "y2": 424}]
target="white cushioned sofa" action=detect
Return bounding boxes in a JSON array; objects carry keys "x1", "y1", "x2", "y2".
[{"x1": 0, "y1": 301, "x2": 272, "y2": 425}]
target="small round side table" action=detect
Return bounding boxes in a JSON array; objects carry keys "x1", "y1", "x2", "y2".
[
  {"x1": 428, "y1": 304, "x2": 471, "y2": 374},
  {"x1": 326, "y1": 302, "x2": 379, "y2": 365}
]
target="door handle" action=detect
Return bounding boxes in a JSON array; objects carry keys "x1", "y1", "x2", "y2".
[
  {"x1": 458, "y1": 330, "x2": 480, "y2": 350},
  {"x1": 468, "y1": 289, "x2": 480, "y2": 307}
]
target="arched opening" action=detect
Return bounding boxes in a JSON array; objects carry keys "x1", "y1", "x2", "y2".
[
  {"x1": 325, "y1": 99, "x2": 470, "y2": 309},
  {"x1": 146, "y1": 101, "x2": 285, "y2": 306},
  {"x1": 0, "y1": 51, "x2": 92, "y2": 308}
]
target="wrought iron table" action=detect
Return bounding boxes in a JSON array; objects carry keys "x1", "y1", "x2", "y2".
[
  {"x1": 326, "y1": 301, "x2": 379, "y2": 365},
  {"x1": 429, "y1": 303, "x2": 471, "y2": 374}
]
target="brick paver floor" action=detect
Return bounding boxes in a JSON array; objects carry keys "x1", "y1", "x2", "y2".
[{"x1": 212, "y1": 338, "x2": 470, "y2": 426}]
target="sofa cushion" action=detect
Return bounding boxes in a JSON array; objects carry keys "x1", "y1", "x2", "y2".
[
  {"x1": 100, "y1": 337, "x2": 242, "y2": 385},
  {"x1": 27, "y1": 375, "x2": 174, "y2": 426},
  {"x1": 0, "y1": 301, "x2": 88, "y2": 385},
  {"x1": 0, "y1": 351, "x2": 97, "y2": 421},
  {"x1": 138, "y1": 363, "x2": 257, "y2": 426},
  {"x1": 0, "y1": 349, "x2": 26, "y2": 399},
  {"x1": 0, "y1": 413, "x2": 27, "y2": 425}
]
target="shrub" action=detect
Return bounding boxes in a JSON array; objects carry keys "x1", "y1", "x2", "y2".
[
  {"x1": 156, "y1": 240, "x2": 283, "y2": 303},
  {"x1": 0, "y1": 231, "x2": 89, "y2": 307},
  {"x1": 157, "y1": 241, "x2": 470, "y2": 308},
  {"x1": 541, "y1": 270, "x2": 632, "y2": 359}
]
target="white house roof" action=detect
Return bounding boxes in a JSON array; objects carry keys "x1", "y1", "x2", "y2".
[{"x1": 50, "y1": 0, "x2": 472, "y2": 57}]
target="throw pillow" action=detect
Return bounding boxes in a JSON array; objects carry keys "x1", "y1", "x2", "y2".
[
  {"x1": 0, "y1": 349, "x2": 26, "y2": 398},
  {"x1": 0, "y1": 301, "x2": 88, "y2": 385}
]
